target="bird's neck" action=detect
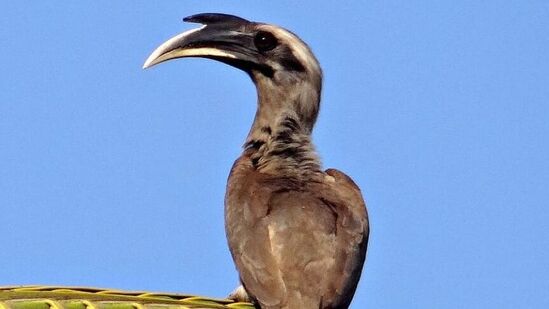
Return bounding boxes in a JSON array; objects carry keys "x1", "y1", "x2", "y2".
[{"x1": 244, "y1": 74, "x2": 322, "y2": 179}]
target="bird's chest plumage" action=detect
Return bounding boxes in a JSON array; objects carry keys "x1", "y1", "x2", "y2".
[{"x1": 225, "y1": 156, "x2": 336, "y2": 247}]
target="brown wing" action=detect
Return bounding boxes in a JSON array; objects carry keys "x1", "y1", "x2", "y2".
[
  {"x1": 322, "y1": 168, "x2": 369, "y2": 308},
  {"x1": 225, "y1": 158, "x2": 369, "y2": 309}
]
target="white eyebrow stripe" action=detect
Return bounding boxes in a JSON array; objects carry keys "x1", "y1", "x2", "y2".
[{"x1": 260, "y1": 25, "x2": 321, "y2": 74}]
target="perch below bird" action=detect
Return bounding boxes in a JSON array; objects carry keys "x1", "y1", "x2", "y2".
[
  {"x1": 0, "y1": 286, "x2": 254, "y2": 309},
  {"x1": 144, "y1": 13, "x2": 369, "y2": 309}
]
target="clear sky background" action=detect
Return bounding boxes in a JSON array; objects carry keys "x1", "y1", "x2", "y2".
[{"x1": 1, "y1": 1, "x2": 548, "y2": 308}]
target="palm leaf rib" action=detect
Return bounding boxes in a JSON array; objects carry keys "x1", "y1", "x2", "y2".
[{"x1": 0, "y1": 287, "x2": 254, "y2": 309}]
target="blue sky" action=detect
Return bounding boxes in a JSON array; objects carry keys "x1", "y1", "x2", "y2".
[{"x1": 1, "y1": 1, "x2": 548, "y2": 308}]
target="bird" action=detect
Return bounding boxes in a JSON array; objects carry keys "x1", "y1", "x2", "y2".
[{"x1": 143, "y1": 13, "x2": 369, "y2": 309}]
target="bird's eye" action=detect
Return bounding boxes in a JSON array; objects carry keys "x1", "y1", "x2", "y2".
[{"x1": 254, "y1": 31, "x2": 278, "y2": 52}]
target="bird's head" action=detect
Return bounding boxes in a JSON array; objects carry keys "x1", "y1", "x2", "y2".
[{"x1": 144, "y1": 13, "x2": 322, "y2": 135}]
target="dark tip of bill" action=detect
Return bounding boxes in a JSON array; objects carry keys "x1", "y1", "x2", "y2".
[{"x1": 183, "y1": 13, "x2": 250, "y2": 25}]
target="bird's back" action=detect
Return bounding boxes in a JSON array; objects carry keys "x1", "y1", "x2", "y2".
[{"x1": 225, "y1": 155, "x2": 369, "y2": 309}]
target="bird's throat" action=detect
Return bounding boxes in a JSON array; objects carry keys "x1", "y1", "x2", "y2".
[{"x1": 244, "y1": 75, "x2": 322, "y2": 179}]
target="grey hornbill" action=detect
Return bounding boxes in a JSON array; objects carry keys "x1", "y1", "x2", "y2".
[{"x1": 143, "y1": 13, "x2": 369, "y2": 309}]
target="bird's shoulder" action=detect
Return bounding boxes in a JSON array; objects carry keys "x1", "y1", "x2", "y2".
[
  {"x1": 323, "y1": 168, "x2": 368, "y2": 225},
  {"x1": 226, "y1": 155, "x2": 329, "y2": 233},
  {"x1": 227, "y1": 156, "x2": 368, "y2": 230}
]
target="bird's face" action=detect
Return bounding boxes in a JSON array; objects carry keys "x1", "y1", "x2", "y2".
[{"x1": 143, "y1": 13, "x2": 321, "y2": 90}]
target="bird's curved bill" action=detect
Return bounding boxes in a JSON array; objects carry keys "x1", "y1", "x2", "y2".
[{"x1": 143, "y1": 25, "x2": 255, "y2": 69}]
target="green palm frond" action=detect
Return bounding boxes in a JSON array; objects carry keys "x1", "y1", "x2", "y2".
[{"x1": 0, "y1": 286, "x2": 254, "y2": 309}]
